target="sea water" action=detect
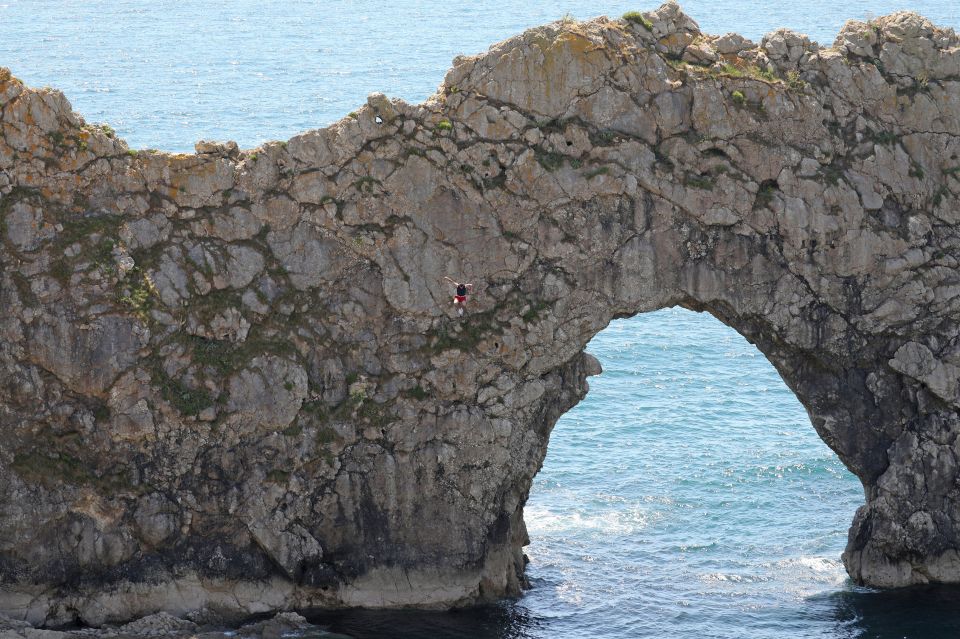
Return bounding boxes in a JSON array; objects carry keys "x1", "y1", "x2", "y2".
[{"x1": 2, "y1": 2, "x2": 960, "y2": 637}]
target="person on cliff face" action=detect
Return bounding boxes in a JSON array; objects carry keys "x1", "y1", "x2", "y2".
[{"x1": 444, "y1": 276, "x2": 473, "y2": 316}]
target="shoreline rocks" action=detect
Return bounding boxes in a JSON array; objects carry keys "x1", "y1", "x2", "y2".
[{"x1": 0, "y1": 610, "x2": 348, "y2": 639}]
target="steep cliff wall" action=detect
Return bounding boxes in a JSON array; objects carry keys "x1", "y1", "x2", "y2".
[{"x1": 1, "y1": 2, "x2": 959, "y2": 627}]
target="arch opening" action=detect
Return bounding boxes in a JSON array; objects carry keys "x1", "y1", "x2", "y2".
[{"x1": 521, "y1": 308, "x2": 863, "y2": 633}]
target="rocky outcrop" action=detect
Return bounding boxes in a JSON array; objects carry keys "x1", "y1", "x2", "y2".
[
  {"x1": 1, "y1": 2, "x2": 959, "y2": 626},
  {"x1": 0, "y1": 610, "x2": 348, "y2": 639}
]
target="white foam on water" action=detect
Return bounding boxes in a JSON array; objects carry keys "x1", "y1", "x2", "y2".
[
  {"x1": 524, "y1": 505, "x2": 655, "y2": 536},
  {"x1": 700, "y1": 572, "x2": 773, "y2": 584}
]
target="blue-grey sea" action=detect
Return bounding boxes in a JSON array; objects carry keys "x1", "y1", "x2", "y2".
[{"x1": 3, "y1": 2, "x2": 960, "y2": 637}]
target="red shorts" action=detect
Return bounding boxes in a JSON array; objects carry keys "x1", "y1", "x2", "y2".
[{"x1": 454, "y1": 295, "x2": 467, "y2": 304}]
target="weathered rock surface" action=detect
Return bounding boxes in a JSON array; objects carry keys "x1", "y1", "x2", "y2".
[
  {"x1": 1, "y1": 3, "x2": 959, "y2": 626},
  {"x1": 0, "y1": 610, "x2": 347, "y2": 639}
]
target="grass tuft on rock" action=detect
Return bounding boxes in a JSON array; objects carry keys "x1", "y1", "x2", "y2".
[
  {"x1": 536, "y1": 150, "x2": 564, "y2": 172},
  {"x1": 149, "y1": 361, "x2": 214, "y2": 417},
  {"x1": 118, "y1": 266, "x2": 156, "y2": 322},
  {"x1": 406, "y1": 385, "x2": 428, "y2": 400},
  {"x1": 718, "y1": 63, "x2": 777, "y2": 82},
  {"x1": 622, "y1": 11, "x2": 653, "y2": 30},
  {"x1": 265, "y1": 469, "x2": 290, "y2": 484},
  {"x1": 754, "y1": 180, "x2": 779, "y2": 209},
  {"x1": 685, "y1": 173, "x2": 715, "y2": 190}
]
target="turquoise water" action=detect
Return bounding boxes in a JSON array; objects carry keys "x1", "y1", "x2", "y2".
[
  {"x1": 3, "y1": 2, "x2": 960, "y2": 637},
  {"x1": 523, "y1": 311, "x2": 863, "y2": 636}
]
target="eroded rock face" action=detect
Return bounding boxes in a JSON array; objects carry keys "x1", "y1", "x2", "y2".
[{"x1": 1, "y1": 3, "x2": 959, "y2": 626}]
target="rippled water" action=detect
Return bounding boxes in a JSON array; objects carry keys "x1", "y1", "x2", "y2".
[{"x1": 3, "y1": 1, "x2": 960, "y2": 637}]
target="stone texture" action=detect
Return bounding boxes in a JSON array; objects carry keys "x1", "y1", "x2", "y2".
[
  {"x1": 117, "y1": 612, "x2": 197, "y2": 636},
  {"x1": 0, "y1": 4, "x2": 959, "y2": 628},
  {"x1": 236, "y1": 611, "x2": 310, "y2": 639}
]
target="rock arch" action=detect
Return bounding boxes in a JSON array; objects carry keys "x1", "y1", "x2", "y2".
[{"x1": 1, "y1": 3, "x2": 959, "y2": 626}]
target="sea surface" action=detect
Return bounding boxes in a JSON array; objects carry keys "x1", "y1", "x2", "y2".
[{"x1": 3, "y1": 2, "x2": 960, "y2": 637}]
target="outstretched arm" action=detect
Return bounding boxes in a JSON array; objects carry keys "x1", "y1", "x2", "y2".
[{"x1": 443, "y1": 276, "x2": 457, "y2": 285}]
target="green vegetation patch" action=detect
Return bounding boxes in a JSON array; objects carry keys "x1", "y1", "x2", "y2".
[
  {"x1": 10, "y1": 271, "x2": 36, "y2": 305},
  {"x1": 352, "y1": 176, "x2": 383, "y2": 194},
  {"x1": 622, "y1": 11, "x2": 653, "y2": 30},
  {"x1": 717, "y1": 63, "x2": 778, "y2": 83},
  {"x1": 49, "y1": 258, "x2": 73, "y2": 284},
  {"x1": 521, "y1": 301, "x2": 551, "y2": 323},
  {"x1": 184, "y1": 333, "x2": 296, "y2": 377},
  {"x1": 427, "y1": 308, "x2": 502, "y2": 354},
  {"x1": 56, "y1": 212, "x2": 122, "y2": 248},
  {"x1": 482, "y1": 173, "x2": 508, "y2": 190},
  {"x1": 47, "y1": 212, "x2": 123, "y2": 282},
  {"x1": 186, "y1": 288, "x2": 242, "y2": 323},
  {"x1": 91, "y1": 402, "x2": 111, "y2": 422},
  {"x1": 537, "y1": 117, "x2": 569, "y2": 133},
  {"x1": 118, "y1": 266, "x2": 156, "y2": 322},
  {"x1": 754, "y1": 180, "x2": 779, "y2": 209},
  {"x1": 282, "y1": 422, "x2": 304, "y2": 437},
  {"x1": 591, "y1": 129, "x2": 617, "y2": 146},
  {"x1": 47, "y1": 131, "x2": 66, "y2": 148},
  {"x1": 869, "y1": 130, "x2": 900, "y2": 146},
  {"x1": 265, "y1": 469, "x2": 290, "y2": 484},
  {"x1": 12, "y1": 450, "x2": 129, "y2": 490},
  {"x1": 653, "y1": 147, "x2": 675, "y2": 171},
  {"x1": 311, "y1": 425, "x2": 341, "y2": 466},
  {"x1": 786, "y1": 70, "x2": 807, "y2": 91},
  {"x1": 931, "y1": 186, "x2": 948, "y2": 208},
  {"x1": 670, "y1": 59, "x2": 784, "y2": 89},
  {"x1": 301, "y1": 398, "x2": 328, "y2": 421},
  {"x1": 819, "y1": 163, "x2": 845, "y2": 186},
  {"x1": 12, "y1": 451, "x2": 90, "y2": 485},
  {"x1": 685, "y1": 172, "x2": 715, "y2": 190},
  {"x1": 536, "y1": 150, "x2": 565, "y2": 172},
  {"x1": 435, "y1": 118, "x2": 453, "y2": 132},
  {"x1": 315, "y1": 425, "x2": 340, "y2": 445},
  {"x1": 149, "y1": 361, "x2": 214, "y2": 416},
  {"x1": 406, "y1": 385, "x2": 428, "y2": 400},
  {"x1": 868, "y1": 57, "x2": 886, "y2": 75},
  {"x1": 357, "y1": 399, "x2": 393, "y2": 428}
]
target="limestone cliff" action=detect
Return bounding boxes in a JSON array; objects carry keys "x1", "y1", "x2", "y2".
[{"x1": 1, "y1": 2, "x2": 959, "y2": 627}]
